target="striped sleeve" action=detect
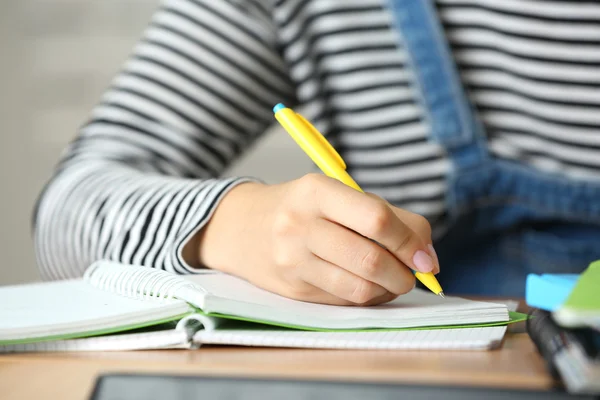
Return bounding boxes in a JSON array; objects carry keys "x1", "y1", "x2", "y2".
[{"x1": 32, "y1": 0, "x2": 296, "y2": 280}]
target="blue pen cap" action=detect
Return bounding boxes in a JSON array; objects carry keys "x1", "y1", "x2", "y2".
[{"x1": 273, "y1": 103, "x2": 286, "y2": 113}]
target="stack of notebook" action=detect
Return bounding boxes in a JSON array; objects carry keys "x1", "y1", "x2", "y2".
[{"x1": 0, "y1": 261, "x2": 525, "y2": 352}]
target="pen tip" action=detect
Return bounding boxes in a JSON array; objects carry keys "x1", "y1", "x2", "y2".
[
  {"x1": 273, "y1": 103, "x2": 286, "y2": 113},
  {"x1": 438, "y1": 291, "x2": 445, "y2": 298}
]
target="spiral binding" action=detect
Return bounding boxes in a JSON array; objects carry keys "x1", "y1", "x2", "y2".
[{"x1": 83, "y1": 261, "x2": 197, "y2": 301}]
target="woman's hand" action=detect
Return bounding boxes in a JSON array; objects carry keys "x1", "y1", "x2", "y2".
[{"x1": 193, "y1": 173, "x2": 439, "y2": 306}]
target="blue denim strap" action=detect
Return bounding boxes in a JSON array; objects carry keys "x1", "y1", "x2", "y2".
[{"x1": 385, "y1": 0, "x2": 488, "y2": 170}]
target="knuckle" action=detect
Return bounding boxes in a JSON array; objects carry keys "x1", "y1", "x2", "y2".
[
  {"x1": 296, "y1": 173, "x2": 325, "y2": 194},
  {"x1": 271, "y1": 240, "x2": 302, "y2": 269},
  {"x1": 284, "y1": 282, "x2": 314, "y2": 301},
  {"x1": 366, "y1": 203, "x2": 392, "y2": 236},
  {"x1": 272, "y1": 210, "x2": 298, "y2": 237},
  {"x1": 414, "y1": 214, "x2": 432, "y2": 237},
  {"x1": 272, "y1": 246, "x2": 294, "y2": 268},
  {"x1": 349, "y1": 280, "x2": 378, "y2": 305},
  {"x1": 359, "y1": 249, "x2": 383, "y2": 278}
]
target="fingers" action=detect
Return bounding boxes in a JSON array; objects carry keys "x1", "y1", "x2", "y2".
[
  {"x1": 298, "y1": 254, "x2": 395, "y2": 305},
  {"x1": 358, "y1": 290, "x2": 399, "y2": 306},
  {"x1": 307, "y1": 218, "x2": 416, "y2": 295},
  {"x1": 387, "y1": 205, "x2": 440, "y2": 274},
  {"x1": 311, "y1": 176, "x2": 435, "y2": 274},
  {"x1": 287, "y1": 283, "x2": 398, "y2": 307},
  {"x1": 283, "y1": 284, "x2": 357, "y2": 306}
]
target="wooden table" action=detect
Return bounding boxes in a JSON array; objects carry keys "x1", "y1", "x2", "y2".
[{"x1": 0, "y1": 330, "x2": 559, "y2": 400}]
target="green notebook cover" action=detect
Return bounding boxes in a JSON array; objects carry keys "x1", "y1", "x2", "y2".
[
  {"x1": 1, "y1": 310, "x2": 527, "y2": 346},
  {"x1": 205, "y1": 310, "x2": 529, "y2": 332},
  {"x1": 0, "y1": 313, "x2": 192, "y2": 346}
]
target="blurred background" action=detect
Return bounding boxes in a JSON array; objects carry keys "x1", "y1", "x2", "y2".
[{"x1": 0, "y1": 0, "x2": 311, "y2": 285}]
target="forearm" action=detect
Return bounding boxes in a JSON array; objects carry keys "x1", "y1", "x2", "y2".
[
  {"x1": 32, "y1": 0, "x2": 296, "y2": 279},
  {"x1": 33, "y1": 160, "x2": 255, "y2": 279}
]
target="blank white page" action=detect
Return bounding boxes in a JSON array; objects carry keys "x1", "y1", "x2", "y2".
[
  {"x1": 0, "y1": 279, "x2": 190, "y2": 342},
  {"x1": 184, "y1": 274, "x2": 508, "y2": 330},
  {"x1": 195, "y1": 326, "x2": 508, "y2": 350}
]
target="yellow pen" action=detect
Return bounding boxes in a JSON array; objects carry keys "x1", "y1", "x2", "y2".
[{"x1": 273, "y1": 103, "x2": 444, "y2": 298}]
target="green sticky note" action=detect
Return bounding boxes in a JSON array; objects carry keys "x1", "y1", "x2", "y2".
[{"x1": 553, "y1": 260, "x2": 600, "y2": 328}]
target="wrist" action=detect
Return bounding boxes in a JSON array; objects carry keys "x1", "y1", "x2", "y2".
[{"x1": 195, "y1": 181, "x2": 270, "y2": 272}]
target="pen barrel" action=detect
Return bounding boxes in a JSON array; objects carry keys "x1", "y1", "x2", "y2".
[
  {"x1": 328, "y1": 167, "x2": 363, "y2": 192},
  {"x1": 275, "y1": 109, "x2": 363, "y2": 192}
]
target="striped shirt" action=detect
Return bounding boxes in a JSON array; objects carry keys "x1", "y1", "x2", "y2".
[{"x1": 33, "y1": 0, "x2": 600, "y2": 280}]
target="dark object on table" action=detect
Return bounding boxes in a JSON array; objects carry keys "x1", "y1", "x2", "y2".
[
  {"x1": 90, "y1": 374, "x2": 589, "y2": 400},
  {"x1": 527, "y1": 308, "x2": 599, "y2": 394}
]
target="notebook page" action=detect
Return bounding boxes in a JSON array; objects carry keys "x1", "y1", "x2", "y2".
[
  {"x1": 195, "y1": 326, "x2": 507, "y2": 350},
  {"x1": 0, "y1": 279, "x2": 191, "y2": 342},
  {"x1": 184, "y1": 274, "x2": 508, "y2": 330},
  {"x1": 0, "y1": 329, "x2": 189, "y2": 353}
]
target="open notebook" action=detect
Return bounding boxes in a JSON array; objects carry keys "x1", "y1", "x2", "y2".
[{"x1": 0, "y1": 261, "x2": 523, "y2": 352}]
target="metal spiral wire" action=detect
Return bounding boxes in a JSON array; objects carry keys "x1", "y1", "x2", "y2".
[{"x1": 84, "y1": 261, "x2": 194, "y2": 301}]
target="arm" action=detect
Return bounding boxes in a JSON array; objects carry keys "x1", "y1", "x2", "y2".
[
  {"x1": 34, "y1": 0, "x2": 437, "y2": 306},
  {"x1": 32, "y1": 0, "x2": 295, "y2": 279}
]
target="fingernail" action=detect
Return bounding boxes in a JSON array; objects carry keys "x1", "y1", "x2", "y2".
[
  {"x1": 412, "y1": 250, "x2": 434, "y2": 273},
  {"x1": 427, "y1": 244, "x2": 440, "y2": 271}
]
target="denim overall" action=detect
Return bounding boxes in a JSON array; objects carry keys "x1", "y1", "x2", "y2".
[{"x1": 387, "y1": 1, "x2": 600, "y2": 297}]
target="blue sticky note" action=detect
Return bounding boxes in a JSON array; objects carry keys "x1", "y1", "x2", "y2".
[{"x1": 525, "y1": 274, "x2": 579, "y2": 312}]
